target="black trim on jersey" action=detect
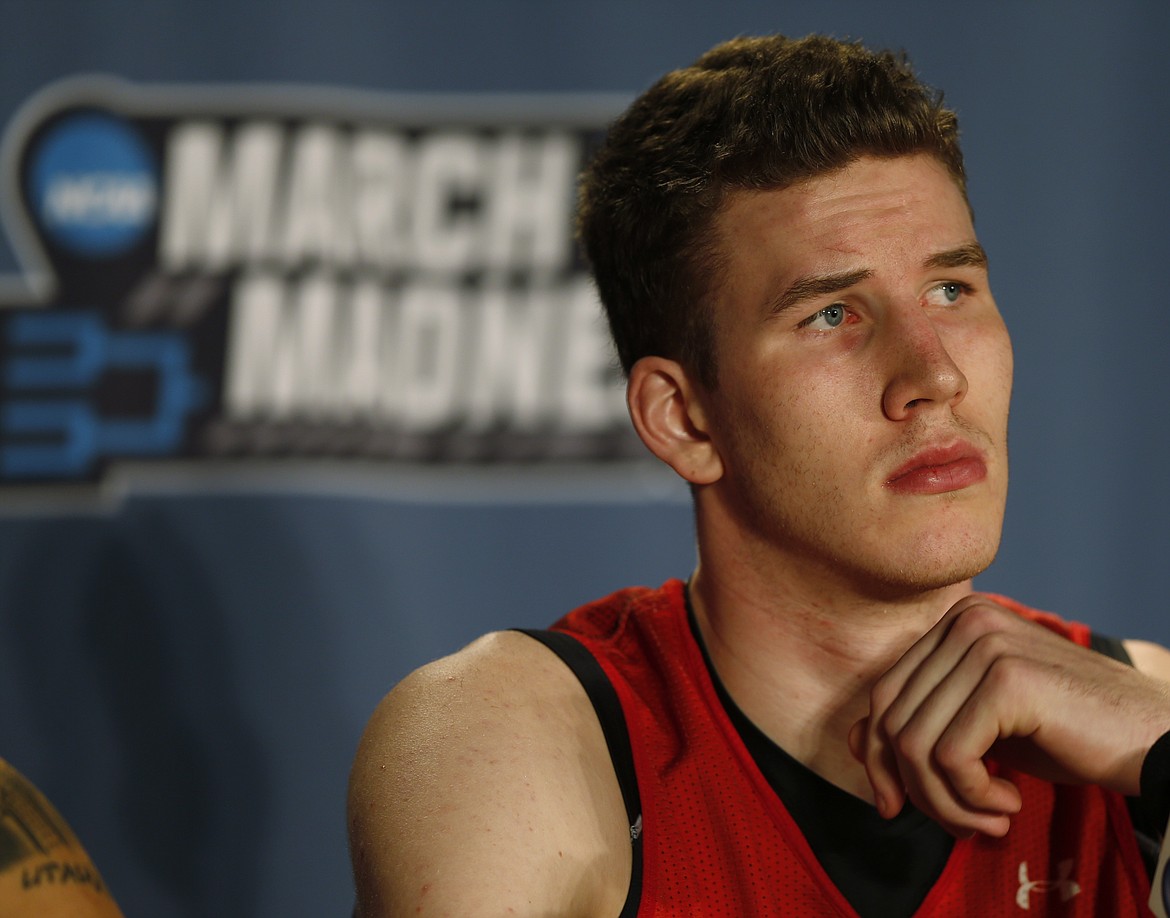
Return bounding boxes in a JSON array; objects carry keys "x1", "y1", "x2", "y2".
[
  {"x1": 516, "y1": 628, "x2": 643, "y2": 918},
  {"x1": 1140, "y1": 731, "x2": 1170, "y2": 835},
  {"x1": 1090, "y1": 631, "x2": 1133, "y2": 665}
]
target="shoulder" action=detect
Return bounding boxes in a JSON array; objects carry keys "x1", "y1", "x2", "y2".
[
  {"x1": 1123, "y1": 639, "x2": 1170, "y2": 682},
  {"x1": 348, "y1": 630, "x2": 631, "y2": 918}
]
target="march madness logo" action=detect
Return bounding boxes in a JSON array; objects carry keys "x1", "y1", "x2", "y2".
[{"x1": 0, "y1": 77, "x2": 636, "y2": 484}]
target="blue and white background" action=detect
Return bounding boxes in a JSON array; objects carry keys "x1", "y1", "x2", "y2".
[{"x1": 0, "y1": 2, "x2": 1167, "y2": 915}]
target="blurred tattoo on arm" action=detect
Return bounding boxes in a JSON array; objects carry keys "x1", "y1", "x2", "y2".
[
  {"x1": 0, "y1": 759, "x2": 77, "y2": 871},
  {"x1": 0, "y1": 758, "x2": 124, "y2": 916}
]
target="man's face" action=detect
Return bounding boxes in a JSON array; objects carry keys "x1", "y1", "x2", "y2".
[{"x1": 698, "y1": 154, "x2": 1013, "y2": 599}]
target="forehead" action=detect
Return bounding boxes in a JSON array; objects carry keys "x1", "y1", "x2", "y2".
[{"x1": 713, "y1": 155, "x2": 976, "y2": 286}]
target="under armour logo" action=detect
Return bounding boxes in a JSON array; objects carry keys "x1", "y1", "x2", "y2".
[{"x1": 1016, "y1": 859, "x2": 1081, "y2": 909}]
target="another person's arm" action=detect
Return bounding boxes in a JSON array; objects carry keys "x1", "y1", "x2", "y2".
[{"x1": 0, "y1": 757, "x2": 124, "y2": 918}]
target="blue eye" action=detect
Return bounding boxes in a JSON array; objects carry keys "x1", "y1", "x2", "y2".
[
  {"x1": 923, "y1": 282, "x2": 967, "y2": 308},
  {"x1": 818, "y1": 304, "x2": 846, "y2": 327},
  {"x1": 797, "y1": 303, "x2": 852, "y2": 331}
]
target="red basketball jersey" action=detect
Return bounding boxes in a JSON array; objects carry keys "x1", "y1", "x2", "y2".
[{"x1": 551, "y1": 580, "x2": 1152, "y2": 916}]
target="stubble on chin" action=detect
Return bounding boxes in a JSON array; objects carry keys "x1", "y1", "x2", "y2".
[{"x1": 739, "y1": 479, "x2": 1006, "y2": 605}]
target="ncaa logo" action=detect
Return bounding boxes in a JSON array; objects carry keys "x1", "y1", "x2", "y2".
[{"x1": 26, "y1": 111, "x2": 157, "y2": 257}]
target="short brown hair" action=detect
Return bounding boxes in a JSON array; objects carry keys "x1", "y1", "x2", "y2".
[{"x1": 577, "y1": 34, "x2": 967, "y2": 388}]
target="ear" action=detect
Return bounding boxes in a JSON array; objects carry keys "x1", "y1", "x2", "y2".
[{"x1": 627, "y1": 356, "x2": 723, "y2": 485}]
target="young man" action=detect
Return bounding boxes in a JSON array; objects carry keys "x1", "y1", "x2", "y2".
[{"x1": 348, "y1": 34, "x2": 1170, "y2": 916}]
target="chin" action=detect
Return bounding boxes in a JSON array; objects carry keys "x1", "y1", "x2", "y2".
[{"x1": 846, "y1": 534, "x2": 1002, "y2": 603}]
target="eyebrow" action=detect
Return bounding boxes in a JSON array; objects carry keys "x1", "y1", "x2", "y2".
[
  {"x1": 768, "y1": 268, "x2": 872, "y2": 315},
  {"x1": 924, "y1": 242, "x2": 989, "y2": 271},
  {"x1": 767, "y1": 242, "x2": 989, "y2": 316}
]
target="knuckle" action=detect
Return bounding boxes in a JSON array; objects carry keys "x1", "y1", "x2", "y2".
[
  {"x1": 982, "y1": 654, "x2": 1027, "y2": 694},
  {"x1": 893, "y1": 723, "x2": 930, "y2": 762},
  {"x1": 968, "y1": 630, "x2": 1012, "y2": 667},
  {"x1": 933, "y1": 735, "x2": 972, "y2": 778},
  {"x1": 950, "y1": 601, "x2": 1007, "y2": 641}
]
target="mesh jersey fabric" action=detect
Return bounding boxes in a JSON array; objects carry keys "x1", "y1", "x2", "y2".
[{"x1": 549, "y1": 579, "x2": 1152, "y2": 917}]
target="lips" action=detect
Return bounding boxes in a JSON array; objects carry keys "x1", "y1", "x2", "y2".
[{"x1": 885, "y1": 442, "x2": 988, "y2": 495}]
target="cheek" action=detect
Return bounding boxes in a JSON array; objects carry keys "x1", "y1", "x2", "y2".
[
  {"x1": 999, "y1": 333, "x2": 1015, "y2": 391},
  {"x1": 949, "y1": 321, "x2": 1014, "y2": 405},
  {"x1": 982, "y1": 330, "x2": 1014, "y2": 408}
]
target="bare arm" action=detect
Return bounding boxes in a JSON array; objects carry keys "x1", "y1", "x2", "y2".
[
  {"x1": 348, "y1": 630, "x2": 631, "y2": 918},
  {"x1": 1125, "y1": 639, "x2": 1170, "y2": 683},
  {"x1": 0, "y1": 758, "x2": 124, "y2": 917}
]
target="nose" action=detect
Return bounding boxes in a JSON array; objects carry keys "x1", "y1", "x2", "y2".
[{"x1": 880, "y1": 311, "x2": 968, "y2": 421}]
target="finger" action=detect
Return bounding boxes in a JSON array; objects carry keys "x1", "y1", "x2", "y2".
[
  {"x1": 860, "y1": 693, "x2": 1016, "y2": 832},
  {"x1": 906, "y1": 782, "x2": 1014, "y2": 838},
  {"x1": 853, "y1": 698, "x2": 906, "y2": 816},
  {"x1": 875, "y1": 608, "x2": 1037, "y2": 832},
  {"x1": 874, "y1": 597, "x2": 1016, "y2": 739},
  {"x1": 884, "y1": 627, "x2": 1023, "y2": 814},
  {"x1": 850, "y1": 717, "x2": 905, "y2": 818},
  {"x1": 913, "y1": 648, "x2": 1030, "y2": 816},
  {"x1": 888, "y1": 711, "x2": 1017, "y2": 837},
  {"x1": 871, "y1": 596, "x2": 988, "y2": 699},
  {"x1": 858, "y1": 602, "x2": 976, "y2": 812},
  {"x1": 933, "y1": 658, "x2": 1037, "y2": 813},
  {"x1": 872, "y1": 600, "x2": 1037, "y2": 766},
  {"x1": 934, "y1": 752, "x2": 1023, "y2": 819},
  {"x1": 896, "y1": 693, "x2": 1023, "y2": 831},
  {"x1": 861, "y1": 598, "x2": 995, "y2": 816}
]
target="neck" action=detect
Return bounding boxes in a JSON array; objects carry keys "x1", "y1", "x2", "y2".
[{"x1": 688, "y1": 554, "x2": 974, "y2": 801}]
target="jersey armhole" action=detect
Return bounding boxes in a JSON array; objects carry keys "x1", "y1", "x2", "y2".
[
  {"x1": 516, "y1": 628, "x2": 643, "y2": 918},
  {"x1": 1090, "y1": 631, "x2": 1133, "y2": 665}
]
